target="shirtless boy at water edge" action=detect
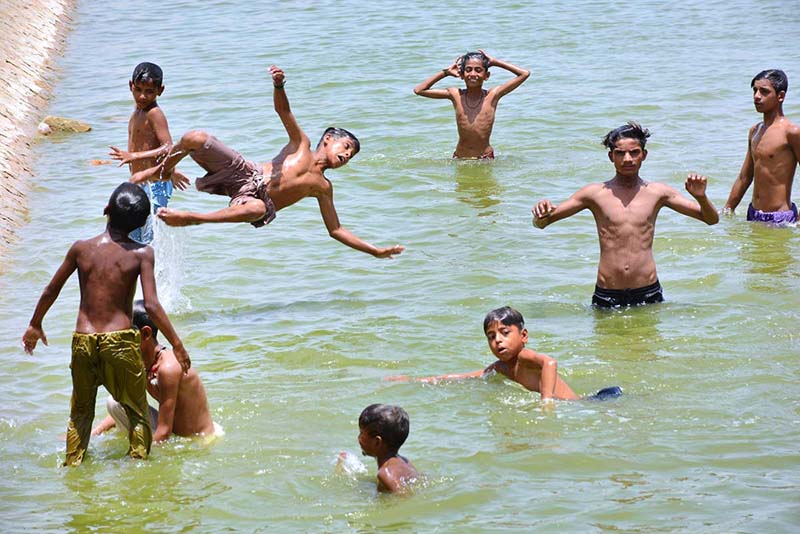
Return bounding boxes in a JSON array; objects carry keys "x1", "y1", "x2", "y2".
[
  {"x1": 109, "y1": 62, "x2": 189, "y2": 243},
  {"x1": 135, "y1": 66, "x2": 404, "y2": 259},
  {"x1": 533, "y1": 122, "x2": 719, "y2": 307},
  {"x1": 724, "y1": 69, "x2": 800, "y2": 224},
  {"x1": 414, "y1": 50, "x2": 529, "y2": 159},
  {"x1": 93, "y1": 300, "x2": 220, "y2": 442},
  {"x1": 387, "y1": 307, "x2": 621, "y2": 401},
  {"x1": 22, "y1": 183, "x2": 190, "y2": 466}
]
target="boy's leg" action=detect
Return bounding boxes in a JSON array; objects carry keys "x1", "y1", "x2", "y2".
[
  {"x1": 64, "y1": 333, "x2": 101, "y2": 467},
  {"x1": 159, "y1": 130, "x2": 210, "y2": 177},
  {"x1": 98, "y1": 330, "x2": 152, "y2": 459}
]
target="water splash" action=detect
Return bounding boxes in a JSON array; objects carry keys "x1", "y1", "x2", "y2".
[{"x1": 151, "y1": 218, "x2": 190, "y2": 313}]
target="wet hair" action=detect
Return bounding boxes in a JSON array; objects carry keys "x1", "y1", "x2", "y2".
[
  {"x1": 458, "y1": 51, "x2": 490, "y2": 75},
  {"x1": 132, "y1": 299, "x2": 158, "y2": 338},
  {"x1": 359, "y1": 404, "x2": 410, "y2": 451},
  {"x1": 131, "y1": 62, "x2": 163, "y2": 87},
  {"x1": 751, "y1": 69, "x2": 788, "y2": 95},
  {"x1": 317, "y1": 127, "x2": 360, "y2": 155},
  {"x1": 107, "y1": 182, "x2": 150, "y2": 232},
  {"x1": 483, "y1": 306, "x2": 525, "y2": 333},
  {"x1": 602, "y1": 122, "x2": 651, "y2": 151}
]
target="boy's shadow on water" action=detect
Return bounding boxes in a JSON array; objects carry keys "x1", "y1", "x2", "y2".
[{"x1": 450, "y1": 160, "x2": 502, "y2": 217}]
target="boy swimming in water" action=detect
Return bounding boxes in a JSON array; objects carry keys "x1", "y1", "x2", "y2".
[
  {"x1": 109, "y1": 62, "x2": 189, "y2": 243},
  {"x1": 92, "y1": 300, "x2": 220, "y2": 442},
  {"x1": 22, "y1": 183, "x2": 190, "y2": 466},
  {"x1": 724, "y1": 69, "x2": 800, "y2": 224},
  {"x1": 533, "y1": 122, "x2": 719, "y2": 307},
  {"x1": 134, "y1": 65, "x2": 404, "y2": 259},
  {"x1": 357, "y1": 404, "x2": 419, "y2": 494},
  {"x1": 413, "y1": 50, "x2": 529, "y2": 159},
  {"x1": 387, "y1": 307, "x2": 620, "y2": 402}
]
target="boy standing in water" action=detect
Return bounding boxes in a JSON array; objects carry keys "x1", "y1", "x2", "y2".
[
  {"x1": 357, "y1": 404, "x2": 419, "y2": 494},
  {"x1": 109, "y1": 62, "x2": 189, "y2": 243},
  {"x1": 136, "y1": 66, "x2": 404, "y2": 259},
  {"x1": 387, "y1": 307, "x2": 620, "y2": 401},
  {"x1": 724, "y1": 69, "x2": 800, "y2": 224},
  {"x1": 533, "y1": 122, "x2": 719, "y2": 307},
  {"x1": 22, "y1": 183, "x2": 190, "y2": 466},
  {"x1": 413, "y1": 50, "x2": 529, "y2": 159},
  {"x1": 92, "y1": 300, "x2": 219, "y2": 442}
]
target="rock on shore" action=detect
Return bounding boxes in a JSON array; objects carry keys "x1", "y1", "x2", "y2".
[{"x1": 0, "y1": 0, "x2": 76, "y2": 261}]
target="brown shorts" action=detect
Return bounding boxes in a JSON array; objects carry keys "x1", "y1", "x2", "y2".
[{"x1": 192, "y1": 135, "x2": 276, "y2": 228}]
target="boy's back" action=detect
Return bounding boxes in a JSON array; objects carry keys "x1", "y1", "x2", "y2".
[{"x1": 72, "y1": 233, "x2": 150, "y2": 333}]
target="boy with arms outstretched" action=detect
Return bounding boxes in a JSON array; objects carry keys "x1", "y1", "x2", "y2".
[
  {"x1": 413, "y1": 50, "x2": 529, "y2": 159},
  {"x1": 22, "y1": 183, "x2": 190, "y2": 466},
  {"x1": 92, "y1": 300, "x2": 219, "y2": 442},
  {"x1": 387, "y1": 307, "x2": 620, "y2": 402},
  {"x1": 357, "y1": 404, "x2": 419, "y2": 494},
  {"x1": 135, "y1": 66, "x2": 404, "y2": 259},
  {"x1": 533, "y1": 122, "x2": 719, "y2": 307},
  {"x1": 724, "y1": 69, "x2": 800, "y2": 224},
  {"x1": 109, "y1": 62, "x2": 189, "y2": 243}
]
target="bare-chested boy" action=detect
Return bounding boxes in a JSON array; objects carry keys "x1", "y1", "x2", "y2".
[
  {"x1": 724, "y1": 69, "x2": 800, "y2": 224},
  {"x1": 533, "y1": 122, "x2": 719, "y2": 307},
  {"x1": 413, "y1": 50, "x2": 529, "y2": 159},
  {"x1": 22, "y1": 183, "x2": 190, "y2": 466},
  {"x1": 109, "y1": 62, "x2": 189, "y2": 243},
  {"x1": 92, "y1": 300, "x2": 219, "y2": 442},
  {"x1": 134, "y1": 66, "x2": 403, "y2": 259},
  {"x1": 386, "y1": 307, "x2": 621, "y2": 401},
  {"x1": 357, "y1": 404, "x2": 419, "y2": 494}
]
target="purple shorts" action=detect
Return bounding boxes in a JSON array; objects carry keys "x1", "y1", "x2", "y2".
[
  {"x1": 191, "y1": 135, "x2": 276, "y2": 228},
  {"x1": 746, "y1": 203, "x2": 798, "y2": 225}
]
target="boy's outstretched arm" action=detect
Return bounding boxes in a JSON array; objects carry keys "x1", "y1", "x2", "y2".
[
  {"x1": 532, "y1": 186, "x2": 592, "y2": 229},
  {"x1": 22, "y1": 244, "x2": 79, "y2": 354},
  {"x1": 479, "y1": 50, "x2": 530, "y2": 100},
  {"x1": 664, "y1": 174, "x2": 719, "y2": 224},
  {"x1": 413, "y1": 59, "x2": 460, "y2": 99},
  {"x1": 724, "y1": 127, "x2": 756, "y2": 212},
  {"x1": 139, "y1": 247, "x2": 191, "y2": 372},
  {"x1": 269, "y1": 65, "x2": 307, "y2": 146},
  {"x1": 316, "y1": 182, "x2": 404, "y2": 258},
  {"x1": 385, "y1": 364, "x2": 494, "y2": 383}
]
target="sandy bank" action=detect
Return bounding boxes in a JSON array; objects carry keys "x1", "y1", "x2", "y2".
[{"x1": 0, "y1": 0, "x2": 76, "y2": 262}]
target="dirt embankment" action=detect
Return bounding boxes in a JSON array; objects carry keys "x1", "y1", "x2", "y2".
[{"x1": 0, "y1": 0, "x2": 76, "y2": 261}]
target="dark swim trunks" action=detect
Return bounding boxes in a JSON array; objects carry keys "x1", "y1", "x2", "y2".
[
  {"x1": 587, "y1": 386, "x2": 623, "y2": 401},
  {"x1": 592, "y1": 279, "x2": 664, "y2": 308},
  {"x1": 453, "y1": 148, "x2": 495, "y2": 159},
  {"x1": 191, "y1": 135, "x2": 276, "y2": 228},
  {"x1": 746, "y1": 202, "x2": 798, "y2": 225}
]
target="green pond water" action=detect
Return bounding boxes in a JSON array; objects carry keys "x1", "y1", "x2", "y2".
[{"x1": 1, "y1": 0, "x2": 798, "y2": 531}]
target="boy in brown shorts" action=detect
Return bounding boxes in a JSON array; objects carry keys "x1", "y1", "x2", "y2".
[{"x1": 133, "y1": 65, "x2": 404, "y2": 259}]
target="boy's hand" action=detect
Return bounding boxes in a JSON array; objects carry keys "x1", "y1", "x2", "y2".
[
  {"x1": 157, "y1": 208, "x2": 196, "y2": 227},
  {"x1": 169, "y1": 169, "x2": 191, "y2": 191},
  {"x1": 109, "y1": 146, "x2": 134, "y2": 165},
  {"x1": 269, "y1": 65, "x2": 285, "y2": 87},
  {"x1": 22, "y1": 325, "x2": 47, "y2": 354},
  {"x1": 532, "y1": 199, "x2": 556, "y2": 220},
  {"x1": 685, "y1": 173, "x2": 708, "y2": 198},
  {"x1": 374, "y1": 244, "x2": 405, "y2": 259},
  {"x1": 444, "y1": 59, "x2": 460, "y2": 78},
  {"x1": 172, "y1": 344, "x2": 191, "y2": 373},
  {"x1": 477, "y1": 49, "x2": 495, "y2": 66}
]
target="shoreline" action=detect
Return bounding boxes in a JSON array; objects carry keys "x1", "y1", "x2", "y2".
[{"x1": 0, "y1": 0, "x2": 77, "y2": 263}]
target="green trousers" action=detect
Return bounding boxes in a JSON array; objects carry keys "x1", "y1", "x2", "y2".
[{"x1": 65, "y1": 329, "x2": 152, "y2": 466}]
